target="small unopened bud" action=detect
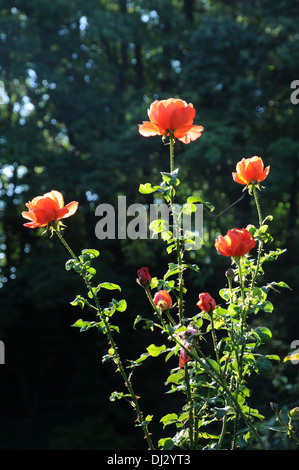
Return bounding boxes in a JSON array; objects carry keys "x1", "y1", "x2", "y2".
[
  {"x1": 225, "y1": 268, "x2": 234, "y2": 279},
  {"x1": 270, "y1": 402, "x2": 280, "y2": 413},
  {"x1": 137, "y1": 267, "x2": 152, "y2": 286}
]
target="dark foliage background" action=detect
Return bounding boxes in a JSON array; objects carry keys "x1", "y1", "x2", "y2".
[{"x1": 0, "y1": 0, "x2": 298, "y2": 450}]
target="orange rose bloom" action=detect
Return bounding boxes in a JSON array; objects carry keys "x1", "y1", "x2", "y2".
[
  {"x1": 215, "y1": 228, "x2": 256, "y2": 257},
  {"x1": 138, "y1": 98, "x2": 204, "y2": 144},
  {"x1": 153, "y1": 290, "x2": 172, "y2": 310},
  {"x1": 22, "y1": 190, "x2": 78, "y2": 229},
  {"x1": 232, "y1": 156, "x2": 270, "y2": 186}
]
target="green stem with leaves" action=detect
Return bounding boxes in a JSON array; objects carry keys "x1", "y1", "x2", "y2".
[
  {"x1": 169, "y1": 132, "x2": 175, "y2": 173},
  {"x1": 144, "y1": 284, "x2": 195, "y2": 449},
  {"x1": 184, "y1": 364, "x2": 195, "y2": 449},
  {"x1": 54, "y1": 226, "x2": 155, "y2": 450},
  {"x1": 168, "y1": 134, "x2": 184, "y2": 323},
  {"x1": 190, "y1": 343, "x2": 265, "y2": 449},
  {"x1": 209, "y1": 310, "x2": 221, "y2": 369},
  {"x1": 145, "y1": 283, "x2": 265, "y2": 449},
  {"x1": 251, "y1": 184, "x2": 263, "y2": 289}
]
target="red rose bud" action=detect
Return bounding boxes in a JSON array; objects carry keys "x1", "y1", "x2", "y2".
[
  {"x1": 137, "y1": 267, "x2": 152, "y2": 286},
  {"x1": 196, "y1": 292, "x2": 216, "y2": 313},
  {"x1": 179, "y1": 345, "x2": 191, "y2": 369},
  {"x1": 153, "y1": 290, "x2": 172, "y2": 310}
]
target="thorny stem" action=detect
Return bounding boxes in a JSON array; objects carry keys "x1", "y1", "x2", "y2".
[
  {"x1": 190, "y1": 344, "x2": 266, "y2": 449},
  {"x1": 169, "y1": 132, "x2": 175, "y2": 173},
  {"x1": 169, "y1": 133, "x2": 184, "y2": 323},
  {"x1": 251, "y1": 184, "x2": 263, "y2": 289},
  {"x1": 144, "y1": 284, "x2": 195, "y2": 449},
  {"x1": 168, "y1": 135, "x2": 194, "y2": 448},
  {"x1": 231, "y1": 257, "x2": 247, "y2": 449},
  {"x1": 54, "y1": 227, "x2": 155, "y2": 450},
  {"x1": 217, "y1": 400, "x2": 228, "y2": 449},
  {"x1": 252, "y1": 184, "x2": 263, "y2": 227},
  {"x1": 209, "y1": 310, "x2": 221, "y2": 369},
  {"x1": 237, "y1": 258, "x2": 246, "y2": 336},
  {"x1": 184, "y1": 364, "x2": 195, "y2": 449}
]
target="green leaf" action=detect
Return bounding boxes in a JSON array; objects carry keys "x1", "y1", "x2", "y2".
[
  {"x1": 187, "y1": 195, "x2": 215, "y2": 212},
  {"x1": 165, "y1": 347, "x2": 177, "y2": 362},
  {"x1": 262, "y1": 281, "x2": 291, "y2": 293},
  {"x1": 166, "y1": 369, "x2": 185, "y2": 385},
  {"x1": 71, "y1": 319, "x2": 97, "y2": 332},
  {"x1": 259, "y1": 224, "x2": 268, "y2": 233},
  {"x1": 139, "y1": 183, "x2": 160, "y2": 194},
  {"x1": 265, "y1": 354, "x2": 280, "y2": 361},
  {"x1": 146, "y1": 344, "x2": 167, "y2": 357},
  {"x1": 160, "y1": 413, "x2": 178, "y2": 428},
  {"x1": 284, "y1": 353, "x2": 299, "y2": 363},
  {"x1": 88, "y1": 286, "x2": 98, "y2": 299},
  {"x1": 109, "y1": 391, "x2": 131, "y2": 402},
  {"x1": 149, "y1": 218, "x2": 169, "y2": 235},
  {"x1": 185, "y1": 263, "x2": 200, "y2": 272},
  {"x1": 96, "y1": 282, "x2": 121, "y2": 291},
  {"x1": 182, "y1": 202, "x2": 196, "y2": 215},
  {"x1": 161, "y1": 168, "x2": 180, "y2": 186},
  {"x1": 203, "y1": 357, "x2": 220, "y2": 373},
  {"x1": 164, "y1": 263, "x2": 180, "y2": 280},
  {"x1": 256, "y1": 356, "x2": 273, "y2": 372},
  {"x1": 212, "y1": 406, "x2": 233, "y2": 418},
  {"x1": 132, "y1": 353, "x2": 150, "y2": 365},
  {"x1": 65, "y1": 259, "x2": 83, "y2": 273},
  {"x1": 84, "y1": 266, "x2": 97, "y2": 278},
  {"x1": 219, "y1": 288, "x2": 230, "y2": 301},
  {"x1": 81, "y1": 248, "x2": 100, "y2": 259},
  {"x1": 240, "y1": 405, "x2": 264, "y2": 420},
  {"x1": 70, "y1": 295, "x2": 87, "y2": 309},
  {"x1": 65, "y1": 258, "x2": 76, "y2": 271},
  {"x1": 115, "y1": 299, "x2": 127, "y2": 312},
  {"x1": 255, "y1": 326, "x2": 272, "y2": 343},
  {"x1": 133, "y1": 315, "x2": 154, "y2": 330},
  {"x1": 158, "y1": 437, "x2": 174, "y2": 450},
  {"x1": 106, "y1": 300, "x2": 120, "y2": 316},
  {"x1": 252, "y1": 287, "x2": 267, "y2": 301},
  {"x1": 166, "y1": 243, "x2": 176, "y2": 254},
  {"x1": 228, "y1": 303, "x2": 241, "y2": 317},
  {"x1": 259, "y1": 300, "x2": 274, "y2": 313},
  {"x1": 71, "y1": 319, "x2": 88, "y2": 328},
  {"x1": 109, "y1": 324, "x2": 120, "y2": 333}
]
